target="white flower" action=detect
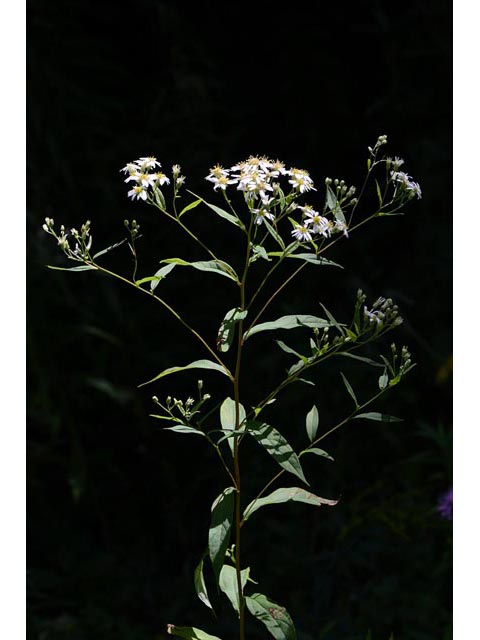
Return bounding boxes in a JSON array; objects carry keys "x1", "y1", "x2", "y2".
[
  {"x1": 287, "y1": 168, "x2": 316, "y2": 193},
  {"x1": 252, "y1": 208, "x2": 275, "y2": 225},
  {"x1": 136, "y1": 156, "x2": 161, "y2": 170},
  {"x1": 153, "y1": 172, "x2": 171, "y2": 186},
  {"x1": 391, "y1": 171, "x2": 422, "y2": 199},
  {"x1": 128, "y1": 185, "x2": 148, "y2": 201},
  {"x1": 206, "y1": 164, "x2": 231, "y2": 182},
  {"x1": 209, "y1": 174, "x2": 238, "y2": 190},
  {"x1": 304, "y1": 211, "x2": 330, "y2": 236},
  {"x1": 120, "y1": 162, "x2": 139, "y2": 175},
  {"x1": 334, "y1": 219, "x2": 349, "y2": 237},
  {"x1": 125, "y1": 171, "x2": 157, "y2": 187},
  {"x1": 291, "y1": 224, "x2": 312, "y2": 242}
]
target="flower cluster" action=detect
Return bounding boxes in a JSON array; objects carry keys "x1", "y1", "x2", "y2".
[
  {"x1": 391, "y1": 170, "x2": 422, "y2": 200},
  {"x1": 205, "y1": 156, "x2": 315, "y2": 202},
  {"x1": 120, "y1": 157, "x2": 185, "y2": 202},
  {"x1": 363, "y1": 295, "x2": 403, "y2": 331},
  {"x1": 42, "y1": 217, "x2": 94, "y2": 261}
]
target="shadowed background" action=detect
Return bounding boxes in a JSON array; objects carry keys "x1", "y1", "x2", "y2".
[{"x1": 27, "y1": 1, "x2": 452, "y2": 639}]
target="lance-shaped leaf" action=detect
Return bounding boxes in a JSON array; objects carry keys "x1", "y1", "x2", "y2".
[
  {"x1": 263, "y1": 219, "x2": 285, "y2": 250},
  {"x1": 354, "y1": 412, "x2": 403, "y2": 423},
  {"x1": 219, "y1": 564, "x2": 250, "y2": 615},
  {"x1": 179, "y1": 198, "x2": 202, "y2": 217},
  {"x1": 209, "y1": 487, "x2": 235, "y2": 585},
  {"x1": 243, "y1": 487, "x2": 338, "y2": 521},
  {"x1": 194, "y1": 554, "x2": 214, "y2": 611},
  {"x1": 161, "y1": 257, "x2": 239, "y2": 283},
  {"x1": 305, "y1": 405, "x2": 319, "y2": 442},
  {"x1": 325, "y1": 185, "x2": 346, "y2": 225},
  {"x1": 139, "y1": 359, "x2": 230, "y2": 387},
  {"x1": 187, "y1": 191, "x2": 245, "y2": 230},
  {"x1": 336, "y1": 352, "x2": 383, "y2": 367},
  {"x1": 217, "y1": 308, "x2": 248, "y2": 353},
  {"x1": 378, "y1": 369, "x2": 389, "y2": 390},
  {"x1": 92, "y1": 238, "x2": 127, "y2": 259},
  {"x1": 47, "y1": 264, "x2": 97, "y2": 272},
  {"x1": 301, "y1": 448, "x2": 334, "y2": 461},
  {"x1": 220, "y1": 397, "x2": 246, "y2": 456},
  {"x1": 245, "y1": 593, "x2": 297, "y2": 640},
  {"x1": 247, "y1": 422, "x2": 308, "y2": 485},
  {"x1": 244, "y1": 315, "x2": 330, "y2": 341},
  {"x1": 163, "y1": 425, "x2": 206, "y2": 436},
  {"x1": 134, "y1": 263, "x2": 177, "y2": 289},
  {"x1": 166, "y1": 625, "x2": 222, "y2": 640},
  {"x1": 340, "y1": 372, "x2": 358, "y2": 407},
  {"x1": 249, "y1": 244, "x2": 271, "y2": 263},
  {"x1": 268, "y1": 252, "x2": 342, "y2": 269}
]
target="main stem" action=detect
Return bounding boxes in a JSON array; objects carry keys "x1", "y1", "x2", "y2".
[{"x1": 233, "y1": 223, "x2": 252, "y2": 640}]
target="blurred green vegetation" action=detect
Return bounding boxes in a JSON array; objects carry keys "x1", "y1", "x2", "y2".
[{"x1": 27, "y1": 0, "x2": 451, "y2": 639}]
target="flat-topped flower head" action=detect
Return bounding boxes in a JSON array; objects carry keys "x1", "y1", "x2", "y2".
[
  {"x1": 128, "y1": 184, "x2": 148, "y2": 201},
  {"x1": 291, "y1": 223, "x2": 312, "y2": 242},
  {"x1": 288, "y1": 168, "x2": 316, "y2": 193},
  {"x1": 125, "y1": 171, "x2": 157, "y2": 187}
]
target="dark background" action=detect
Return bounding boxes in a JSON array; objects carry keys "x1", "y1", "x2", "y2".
[{"x1": 27, "y1": 1, "x2": 452, "y2": 639}]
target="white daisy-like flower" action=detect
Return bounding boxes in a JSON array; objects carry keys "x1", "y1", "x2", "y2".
[
  {"x1": 128, "y1": 185, "x2": 148, "y2": 201},
  {"x1": 304, "y1": 211, "x2": 330, "y2": 236},
  {"x1": 210, "y1": 174, "x2": 238, "y2": 191},
  {"x1": 291, "y1": 224, "x2": 312, "y2": 242},
  {"x1": 206, "y1": 164, "x2": 231, "y2": 182},
  {"x1": 136, "y1": 156, "x2": 161, "y2": 170},
  {"x1": 125, "y1": 171, "x2": 157, "y2": 187},
  {"x1": 120, "y1": 162, "x2": 139, "y2": 175},
  {"x1": 391, "y1": 171, "x2": 422, "y2": 199},
  {"x1": 153, "y1": 172, "x2": 171, "y2": 186},
  {"x1": 288, "y1": 168, "x2": 316, "y2": 193},
  {"x1": 252, "y1": 208, "x2": 275, "y2": 225},
  {"x1": 334, "y1": 219, "x2": 349, "y2": 237}
]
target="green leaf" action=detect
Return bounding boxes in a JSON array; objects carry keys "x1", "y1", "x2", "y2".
[
  {"x1": 375, "y1": 179, "x2": 383, "y2": 206},
  {"x1": 164, "y1": 425, "x2": 206, "y2": 436},
  {"x1": 318, "y1": 303, "x2": 345, "y2": 335},
  {"x1": 305, "y1": 405, "x2": 319, "y2": 442},
  {"x1": 220, "y1": 397, "x2": 246, "y2": 456},
  {"x1": 179, "y1": 198, "x2": 202, "y2": 217},
  {"x1": 47, "y1": 264, "x2": 97, "y2": 272},
  {"x1": 161, "y1": 257, "x2": 239, "y2": 282},
  {"x1": 243, "y1": 487, "x2": 337, "y2": 520},
  {"x1": 276, "y1": 341, "x2": 304, "y2": 358},
  {"x1": 263, "y1": 219, "x2": 285, "y2": 250},
  {"x1": 249, "y1": 245, "x2": 271, "y2": 263},
  {"x1": 92, "y1": 238, "x2": 127, "y2": 259},
  {"x1": 354, "y1": 412, "x2": 403, "y2": 423},
  {"x1": 248, "y1": 422, "x2": 308, "y2": 485},
  {"x1": 340, "y1": 372, "x2": 358, "y2": 407},
  {"x1": 326, "y1": 185, "x2": 337, "y2": 211},
  {"x1": 244, "y1": 315, "x2": 329, "y2": 341},
  {"x1": 217, "y1": 308, "x2": 248, "y2": 353},
  {"x1": 245, "y1": 593, "x2": 297, "y2": 640},
  {"x1": 139, "y1": 359, "x2": 230, "y2": 387},
  {"x1": 166, "y1": 625, "x2": 222, "y2": 640},
  {"x1": 219, "y1": 564, "x2": 249, "y2": 615},
  {"x1": 209, "y1": 487, "x2": 235, "y2": 586},
  {"x1": 296, "y1": 377, "x2": 315, "y2": 387},
  {"x1": 301, "y1": 448, "x2": 334, "y2": 461},
  {"x1": 150, "y1": 262, "x2": 177, "y2": 290},
  {"x1": 336, "y1": 352, "x2": 383, "y2": 367},
  {"x1": 269, "y1": 252, "x2": 342, "y2": 269},
  {"x1": 194, "y1": 554, "x2": 214, "y2": 611},
  {"x1": 187, "y1": 191, "x2": 245, "y2": 230},
  {"x1": 378, "y1": 369, "x2": 389, "y2": 390}
]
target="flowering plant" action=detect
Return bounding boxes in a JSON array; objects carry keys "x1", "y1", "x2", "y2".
[{"x1": 43, "y1": 135, "x2": 420, "y2": 640}]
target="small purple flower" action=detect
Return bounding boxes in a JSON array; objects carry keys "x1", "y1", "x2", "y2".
[{"x1": 437, "y1": 487, "x2": 453, "y2": 520}]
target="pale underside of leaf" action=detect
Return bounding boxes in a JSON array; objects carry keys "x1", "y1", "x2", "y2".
[
  {"x1": 139, "y1": 359, "x2": 230, "y2": 387},
  {"x1": 244, "y1": 315, "x2": 329, "y2": 341},
  {"x1": 243, "y1": 486, "x2": 338, "y2": 520},
  {"x1": 245, "y1": 592, "x2": 297, "y2": 640}
]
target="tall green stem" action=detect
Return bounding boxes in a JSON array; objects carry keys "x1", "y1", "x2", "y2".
[{"x1": 232, "y1": 221, "x2": 253, "y2": 640}]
